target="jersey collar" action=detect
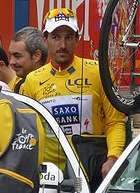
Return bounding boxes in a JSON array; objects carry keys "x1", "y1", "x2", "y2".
[{"x1": 50, "y1": 64, "x2": 75, "y2": 76}]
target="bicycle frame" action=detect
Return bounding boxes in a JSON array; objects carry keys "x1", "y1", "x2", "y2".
[{"x1": 122, "y1": 0, "x2": 140, "y2": 48}]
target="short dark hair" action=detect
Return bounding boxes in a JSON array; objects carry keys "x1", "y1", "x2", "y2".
[
  {"x1": 0, "y1": 47, "x2": 9, "y2": 66},
  {"x1": 43, "y1": 30, "x2": 79, "y2": 39}
]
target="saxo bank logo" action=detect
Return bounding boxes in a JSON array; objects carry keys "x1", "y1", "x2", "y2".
[{"x1": 52, "y1": 104, "x2": 80, "y2": 126}]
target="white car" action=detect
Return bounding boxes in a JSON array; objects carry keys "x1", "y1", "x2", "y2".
[
  {"x1": 4, "y1": 90, "x2": 139, "y2": 193},
  {"x1": 2, "y1": 91, "x2": 90, "y2": 193},
  {"x1": 96, "y1": 133, "x2": 140, "y2": 193}
]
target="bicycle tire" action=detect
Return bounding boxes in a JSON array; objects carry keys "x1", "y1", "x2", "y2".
[{"x1": 99, "y1": 0, "x2": 140, "y2": 115}]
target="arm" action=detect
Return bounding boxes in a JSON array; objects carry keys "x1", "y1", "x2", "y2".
[
  {"x1": 21, "y1": 73, "x2": 36, "y2": 98},
  {"x1": 0, "y1": 101, "x2": 13, "y2": 155},
  {"x1": 100, "y1": 81, "x2": 126, "y2": 177}
]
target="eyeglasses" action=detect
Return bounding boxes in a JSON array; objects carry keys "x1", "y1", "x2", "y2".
[{"x1": 44, "y1": 8, "x2": 75, "y2": 20}]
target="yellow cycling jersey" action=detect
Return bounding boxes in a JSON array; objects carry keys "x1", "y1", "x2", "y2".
[
  {"x1": 8, "y1": 75, "x2": 26, "y2": 94},
  {"x1": 22, "y1": 55, "x2": 126, "y2": 166},
  {"x1": 8, "y1": 75, "x2": 17, "y2": 91}
]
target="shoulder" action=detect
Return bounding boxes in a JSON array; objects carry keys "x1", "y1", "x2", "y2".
[
  {"x1": 81, "y1": 58, "x2": 99, "y2": 75},
  {"x1": 81, "y1": 58, "x2": 101, "y2": 81},
  {"x1": 83, "y1": 58, "x2": 99, "y2": 66},
  {"x1": 75, "y1": 56, "x2": 99, "y2": 70},
  {"x1": 29, "y1": 64, "x2": 49, "y2": 77},
  {"x1": 9, "y1": 76, "x2": 21, "y2": 91},
  {"x1": 24, "y1": 63, "x2": 52, "y2": 93},
  {"x1": 74, "y1": 56, "x2": 100, "y2": 79},
  {"x1": 26, "y1": 63, "x2": 50, "y2": 83}
]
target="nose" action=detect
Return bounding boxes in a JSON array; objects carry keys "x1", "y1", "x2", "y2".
[
  {"x1": 59, "y1": 38, "x2": 66, "y2": 49},
  {"x1": 9, "y1": 55, "x2": 16, "y2": 66}
]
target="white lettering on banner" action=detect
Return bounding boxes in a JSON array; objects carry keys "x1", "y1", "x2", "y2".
[
  {"x1": 97, "y1": 0, "x2": 109, "y2": 28},
  {"x1": 57, "y1": 0, "x2": 62, "y2": 8},
  {"x1": 36, "y1": 0, "x2": 90, "y2": 41},
  {"x1": 72, "y1": 0, "x2": 90, "y2": 41},
  {"x1": 36, "y1": 0, "x2": 45, "y2": 30},
  {"x1": 71, "y1": 0, "x2": 90, "y2": 41},
  {"x1": 49, "y1": 0, "x2": 54, "y2": 9},
  {"x1": 65, "y1": 0, "x2": 70, "y2": 8}
]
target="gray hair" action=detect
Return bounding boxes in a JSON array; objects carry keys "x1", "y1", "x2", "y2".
[{"x1": 12, "y1": 26, "x2": 48, "y2": 65}]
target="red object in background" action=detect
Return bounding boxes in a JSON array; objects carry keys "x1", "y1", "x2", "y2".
[
  {"x1": 135, "y1": 5, "x2": 140, "y2": 68},
  {"x1": 0, "y1": 1, "x2": 14, "y2": 51},
  {"x1": 0, "y1": 0, "x2": 108, "y2": 59},
  {"x1": 28, "y1": 0, "x2": 101, "y2": 59},
  {"x1": 0, "y1": 35, "x2": 2, "y2": 47},
  {"x1": 29, "y1": 0, "x2": 108, "y2": 59},
  {"x1": 0, "y1": 0, "x2": 140, "y2": 81}
]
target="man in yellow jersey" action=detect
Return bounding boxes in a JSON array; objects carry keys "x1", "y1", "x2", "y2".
[
  {"x1": 8, "y1": 26, "x2": 48, "y2": 93},
  {"x1": 22, "y1": 8, "x2": 126, "y2": 191},
  {"x1": 0, "y1": 47, "x2": 16, "y2": 90}
]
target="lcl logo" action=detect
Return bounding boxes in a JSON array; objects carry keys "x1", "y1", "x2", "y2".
[
  {"x1": 65, "y1": 78, "x2": 92, "y2": 93},
  {"x1": 67, "y1": 78, "x2": 92, "y2": 86}
]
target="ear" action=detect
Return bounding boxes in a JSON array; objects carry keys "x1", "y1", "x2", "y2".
[
  {"x1": 43, "y1": 37, "x2": 48, "y2": 47},
  {"x1": 32, "y1": 49, "x2": 42, "y2": 63},
  {"x1": 0, "y1": 60, "x2": 5, "y2": 72},
  {"x1": 76, "y1": 34, "x2": 79, "y2": 42},
  {"x1": 76, "y1": 37, "x2": 79, "y2": 43},
  {"x1": 0, "y1": 60, "x2": 5, "y2": 67},
  {"x1": 43, "y1": 36, "x2": 47, "y2": 41}
]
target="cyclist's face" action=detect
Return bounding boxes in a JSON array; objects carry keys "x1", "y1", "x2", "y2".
[
  {"x1": 45, "y1": 26, "x2": 79, "y2": 67},
  {"x1": 8, "y1": 40, "x2": 41, "y2": 78}
]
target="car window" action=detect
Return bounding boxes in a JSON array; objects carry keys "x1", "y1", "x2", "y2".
[{"x1": 107, "y1": 143, "x2": 140, "y2": 192}]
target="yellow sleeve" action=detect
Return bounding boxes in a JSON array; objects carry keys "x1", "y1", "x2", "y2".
[
  {"x1": 0, "y1": 101, "x2": 13, "y2": 155},
  {"x1": 35, "y1": 114, "x2": 46, "y2": 165},
  {"x1": 105, "y1": 109, "x2": 126, "y2": 158},
  {"x1": 8, "y1": 76, "x2": 21, "y2": 91},
  {"x1": 101, "y1": 85, "x2": 126, "y2": 157},
  {"x1": 21, "y1": 74, "x2": 36, "y2": 98}
]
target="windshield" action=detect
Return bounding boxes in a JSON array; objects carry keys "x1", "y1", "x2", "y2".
[{"x1": 107, "y1": 143, "x2": 140, "y2": 192}]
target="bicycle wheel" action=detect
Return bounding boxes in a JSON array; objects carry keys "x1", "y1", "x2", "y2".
[{"x1": 99, "y1": 0, "x2": 140, "y2": 115}]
